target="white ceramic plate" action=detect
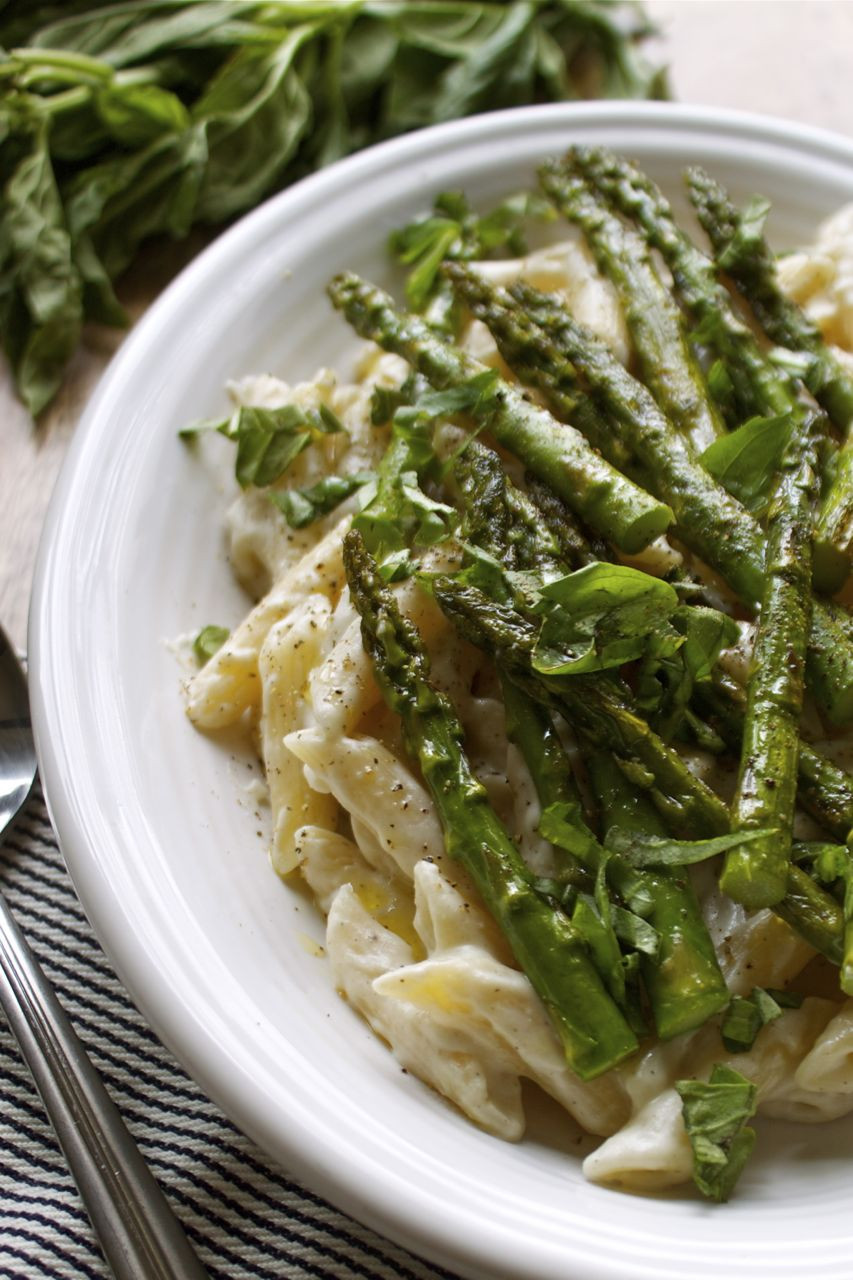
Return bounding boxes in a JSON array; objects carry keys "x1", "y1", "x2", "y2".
[{"x1": 30, "y1": 103, "x2": 853, "y2": 1280}]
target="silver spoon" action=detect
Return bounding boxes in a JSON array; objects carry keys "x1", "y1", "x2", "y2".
[{"x1": 0, "y1": 624, "x2": 209, "y2": 1280}]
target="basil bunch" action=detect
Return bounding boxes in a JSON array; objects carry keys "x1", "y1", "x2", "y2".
[{"x1": 0, "y1": 0, "x2": 665, "y2": 415}]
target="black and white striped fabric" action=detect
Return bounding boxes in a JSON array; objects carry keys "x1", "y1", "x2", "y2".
[{"x1": 0, "y1": 790, "x2": 456, "y2": 1280}]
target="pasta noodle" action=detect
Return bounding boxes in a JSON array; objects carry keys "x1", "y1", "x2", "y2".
[
  {"x1": 258, "y1": 597, "x2": 337, "y2": 876},
  {"x1": 186, "y1": 517, "x2": 349, "y2": 730}
]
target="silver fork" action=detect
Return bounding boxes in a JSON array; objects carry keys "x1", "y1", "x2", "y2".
[{"x1": 0, "y1": 625, "x2": 209, "y2": 1279}]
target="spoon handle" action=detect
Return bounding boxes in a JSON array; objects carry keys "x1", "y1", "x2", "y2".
[{"x1": 0, "y1": 892, "x2": 209, "y2": 1279}]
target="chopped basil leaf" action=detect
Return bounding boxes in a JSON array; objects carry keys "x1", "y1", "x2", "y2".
[
  {"x1": 539, "y1": 799, "x2": 599, "y2": 859},
  {"x1": 376, "y1": 548, "x2": 415, "y2": 583},
  {"x1": 390, "y1": 189, "x2": 556, "y2": 314},
  {"x1": 193, "y1": 624, "x2": 229, "y2": 665},
  {"x1": 611, "y1": 905, "x2": 661, "y2": 959},
  {"x1": 677, "y1": 605, "x2": 740, "y2": 684},
  {"x1": 454, "y1": 542, "x2": 514, "y2": 605},
  {"x1": 676, "y1": 1064, "x2": 758, "y2": 1202},
  {"x1": 572, "y1": 889, "x2": 628, "y2": 1012},
  {"x1": 178, "y1": 415, "x2": 230, "y2": 439},
  {"x1": 181, "y1": 403, "x2": 344, "y2": 488},
  {"x1": 370, "y1": 383, "x2": 409, "y2": 426},
  {"x1": 531, "y1": 562, "x2": 681, "y2": 677},
  {"x1": 270, "y1": 471, "x2": 374, "y2": 529},
  {"x1": 604, "y1": 826, "x2": 775, "y2": 868},
  {"x1": 403, "y1": 369, "x2": 501, "y2": 424},
  {"x1": 352, "y1": 391, "x2": 460, "y2": 578},
  {"x1": 721, "y1": 988, "x2": 783, "y2": 1053},
  {"x1": 232, "y1": 419, "x2": 311, "y2": 489},
  {"x1": 634, "y1": 602, "x2": 739, "y2": 741},
  {"x1": 532, "y1": 876, "x2": 579, "y2": 913}
]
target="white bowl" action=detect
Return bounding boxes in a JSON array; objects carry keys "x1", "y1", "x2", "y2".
[{"x1": 30, "y1": 103, "x2": 853, "y2": 1280}]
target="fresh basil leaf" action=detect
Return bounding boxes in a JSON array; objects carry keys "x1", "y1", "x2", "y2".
[
  {"x1": 701, "y1": 414, "x2": 793, "y2": 513},
  {"x1": 270, "y1": 470, "x2": 374, "y2": 529},
  {"x1": 66, "y1": 124, "x2": 211, "y2": 279},
  {"x1": 584, "y1": 857, "x2": 647, "y2": 1034},
  {"x1": 539, "y1": 800, "x2": 654, "y2": 920},
  {"x1": 433, "y1": 190, "x2": 470, "y2": 221},
  {"x1": 536, "y1": 562, "x2": 678, "y2": 621},
  {"x1": 428, "y1": 2, "x2": 540, "y2": 122},
  {"x1": 46, "y1": 95, "x2": 110, "y2": 167},
  {"x1": 248, "y1": 429, "x2": 311, "y2": 485},
  {"x1": 747, "y1": 985, "x2": 784, "y2": 1024},
  {"x1": 474, "y1": 190, "x2": 555, "y2": 252},
  {"x1": 27, "y1": 4, "x2": 253, "y2": 65},
  {"x1": 550, "y1": 0, "x2": 667, "y2": 99},
  {"x1": 676, "y1": 1064, "x2": 758, "y2": 1203},
  {"x1": 309, "y1": 403, "x2": 344, "y2": 434},
  {"x1": 95, "y1": 83, "x2": 190, "y2": 146},
  {"x1": 337, "y1": 12, "x2": 398, "y2": 109},
  {"x1": 191, "y1": 33, "x2": 313, "y2": 225},
  {"x1": 532, "y1": 563, "x2": 679, "y2": 677},
  {"x1": 385, "y1": 415, "x2": 441, "y2": 475},
  {"x1": 193, "y1": 623, "x2": 229, "y2": 665},
  {"x1": 1, "y1": 121, "x2": 84, "y2": 415},
  {"x1": 271, "y1": 487, "x2": 313, "y2": 529},
  {"x1": 605, "y1": 826, "x2": 776, "y2": 868},
  {"x1": 73, "y1": 230, "x2": 128, "y2": 327},
  {"x1": 505, "y1": 567, "x2": 559, "y2": 607},
  {"x1": 301, "y1": 23, "x2": 351, "y2": 169},
  {"x1": 534, "y1": 634, "x2": 642, "y2": 677},
  {"x1": 633, "y1": 626, "x2": 689, "y2": 731}
]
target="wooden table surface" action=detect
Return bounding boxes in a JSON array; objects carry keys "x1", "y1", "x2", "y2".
[{"x1": 4, "y1": 0, "x2": 853, "y2": 655}]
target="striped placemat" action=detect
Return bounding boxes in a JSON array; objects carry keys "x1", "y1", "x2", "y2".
[{"x1": 0, "y1": 789, "x2": 456, "y2": 1280}]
